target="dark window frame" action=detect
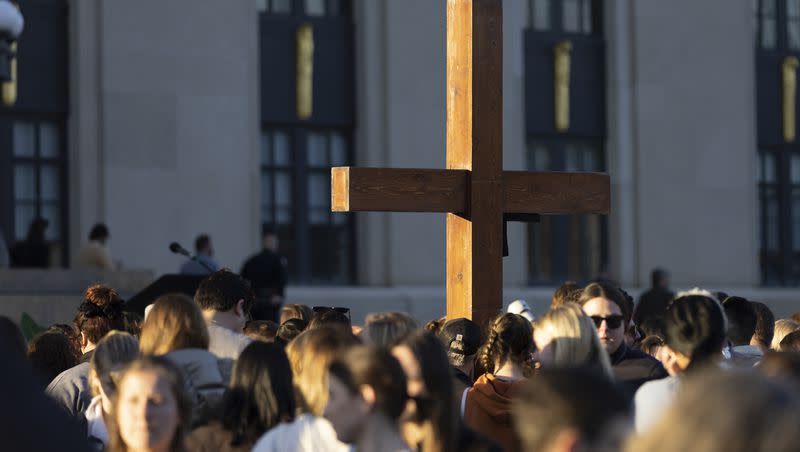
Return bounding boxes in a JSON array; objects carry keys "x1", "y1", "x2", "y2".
[
  {"x1": 259, "y1": 0, "x2": 350, "y2": 17},
  {"x1": 5, "y1": 115, "x2": 69, "y2": 267},
  {"x1": 526, "y1": 138, "x2": 608, "y2": 285},
  {"x1": 526, "y1": 0, "x2": 603, "y2": 36},
  {"x1": 260, "y1": 125, "x2": 356, "y2": 285}
]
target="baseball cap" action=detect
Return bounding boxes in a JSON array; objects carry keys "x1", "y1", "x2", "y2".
[{"x1": 508, "y1": 299, "x2": 535, "y2": 322}]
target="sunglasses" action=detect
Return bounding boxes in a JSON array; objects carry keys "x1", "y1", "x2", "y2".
[{"x1": 590, "y1": 315, "x2": 624, "y2": 329}]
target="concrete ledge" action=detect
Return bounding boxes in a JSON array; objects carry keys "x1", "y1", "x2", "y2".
[{"x1": 0, "y1": 269, "x2": 154, "y2": 294}]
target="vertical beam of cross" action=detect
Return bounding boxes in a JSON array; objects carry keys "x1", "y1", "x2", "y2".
[{"x1": 446, "y1": 0, "x2": 503, "y2": 326}]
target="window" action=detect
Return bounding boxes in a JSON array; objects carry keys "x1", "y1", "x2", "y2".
[
  {"x1": 257, "y1": 0, "x2": 348, "y2": 16},
  {"x1": 527, "y1": 140, "x2": 607, "y2": 284},
  {"x1": 527, "y1": 0, "x2": 598, "y2": 35},
  {"x1": 260, "y1": 128, "x2": 354, "y2": 284},
  {"x1": 754, "y1": 0, "x2": 800, "y2": 50},
  {"x1": 11, "y1": 120, "x2": 67, "y2": 264}
]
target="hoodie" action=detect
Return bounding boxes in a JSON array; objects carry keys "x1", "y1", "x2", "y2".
[{"x1": 463, "y1": 374, "x2": 523, "y2": 452}]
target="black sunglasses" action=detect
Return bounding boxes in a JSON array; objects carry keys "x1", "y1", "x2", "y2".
[{"x1": 590, "y1": 315, "x2": 624, "y2": 329}]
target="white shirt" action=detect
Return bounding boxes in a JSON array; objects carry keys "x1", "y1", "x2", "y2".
[{"x1": 252, "y1": 414, "x2": 351, "y2": 452}]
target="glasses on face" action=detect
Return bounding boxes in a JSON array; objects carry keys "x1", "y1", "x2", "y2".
[{"x1": 590, "y1": 315, "x2": 624, "y2": 329}]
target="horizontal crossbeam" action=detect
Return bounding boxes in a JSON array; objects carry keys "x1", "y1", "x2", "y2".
[
  {"x1": 331, "y1": 167, "x2": 610, "y2": 216},
  {"x1": 331, "y1": 167, "x2": 468, "y2": 213}
]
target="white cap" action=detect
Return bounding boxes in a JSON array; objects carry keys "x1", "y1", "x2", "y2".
[{"x1": 508, "y1": 299, "x2": 535, "y2": 322}]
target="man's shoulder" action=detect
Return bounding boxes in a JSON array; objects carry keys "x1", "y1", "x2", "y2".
[{"x1": 207, "y1": 323, "x2": 252, "y2": 359}]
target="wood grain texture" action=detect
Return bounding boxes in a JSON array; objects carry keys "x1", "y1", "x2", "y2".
[
  {"x1": 503, "y1": 171, "x2": 610, "y2": 214},
  {"x1": 331, "y1": 167, "x2": 468, "y2": 213},
  {"x1": 446, "y1": 0, "x2": 472, "y2": 171},
  {"x1": 446, "y1": 0, "x2": 504, "y2": 328}
]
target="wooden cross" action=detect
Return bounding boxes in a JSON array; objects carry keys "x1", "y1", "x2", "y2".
[{"x1": 330, "y1": 0, "x2": 609, "y2": 327}]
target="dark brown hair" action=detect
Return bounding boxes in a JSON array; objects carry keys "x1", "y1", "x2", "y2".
[
  {"x1": 28, "y1": 331, "x2": 80, "y2": 384},
  {"x1": 395, "y1": 330, "x2": 459, "y2": 452},
  {"x1": 578, "y1": 282, "x2": 631, "y2": 325},
  {"x1": 140, "y1": 294, "x2": 209, "y2": 355},
  {"x1": 244, "y1": 320, "x2": 279, "y2": 342},
  {"x1": 478, "y1": 313, "x2": 534, "y2": 375},
  {"x1": 329, "y1": 346, "x2": 408, "y2": 421},
  {"x1": 778, "y1": 330, "x2": 800, "y2": 352},
  {"x1": 73, "y1": 284, "x2": 125, "y2": 345}
]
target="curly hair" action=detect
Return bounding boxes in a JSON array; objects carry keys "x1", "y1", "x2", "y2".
[
  {"x1": 478, "y1": 313, "x2": 533, "y2": 375},
  {"x1": 73, "y1": 284, "x2": 126, "y2": 345}
]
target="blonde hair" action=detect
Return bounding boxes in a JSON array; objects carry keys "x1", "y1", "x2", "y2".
[
  {"x1": 363, "y1": 312, "x2": 417, "y2": 346},
  {"x1": 772, "y1": 319, "x2": 800, "y2": 350},
  {"x1": 89, "y1": 331, "x2": 139, "y2": 398},
  {"x1": 285, "y1": 327, "x2": 359, "y2": 415},
  {"x1": 140, "y1": 294, "x2": 209, "y2": 356},
  {"x1": 626, "y1": 370, "x2": 800, "y2": 452},
  {"x1": 534, "y1": 304, "x2": 613, "y2": 377}
]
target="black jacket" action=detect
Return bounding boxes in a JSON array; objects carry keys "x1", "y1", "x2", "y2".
[
  {"x1": 611, "y1": 343, "x2": 668, "y2": 395},
  {"x1": 241, "y1": 249, "x2": 287, "y2": 297}
]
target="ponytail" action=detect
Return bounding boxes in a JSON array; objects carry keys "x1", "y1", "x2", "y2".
[{"x1": 477, "y1": 313, "x2": 533, "y2": 376}]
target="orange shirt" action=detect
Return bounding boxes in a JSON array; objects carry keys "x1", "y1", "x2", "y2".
[{"x1": 463, "y1": 373, "x2": 524, "y2": 452}]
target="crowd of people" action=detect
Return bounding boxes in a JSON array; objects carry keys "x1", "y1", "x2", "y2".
[{"x1": 3, "y1": 268, "x2": 800, "y2": 451}]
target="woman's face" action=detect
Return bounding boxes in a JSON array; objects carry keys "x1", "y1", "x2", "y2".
[
  {"x1": 116, "y1": 370, "x2": 180, "y2": 452},
  {"x1": 533, "y1": 326, "x2": 556, "y2": 367},
  {"x1": 324, "y1": 375, "x2": 367, "y2": 444}
]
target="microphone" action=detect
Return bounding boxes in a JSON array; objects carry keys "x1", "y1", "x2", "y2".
[
  {"x1": 169, "y1": 241, "x2": 216, "y2": 274},
  {"x1": 169, "y1": 242, "x2": 190, "y2": 257}
]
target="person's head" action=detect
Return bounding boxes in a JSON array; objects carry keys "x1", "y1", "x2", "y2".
[
  {"x1": 123, "y1": 312, "x2": 144, "y2": 338},
  {"x1": 438, "y1": 317, "x2": 482, "y2": 375},
  {"x1": 26, "y1": 217, "x2": 48, "y2": 242},
  {"x1": 772, "y1": 319, "x2": 800, "y2": 350},
  {"x1": 626, "y1": 371, "x2": 800, "y2": 452},
  {"x1": 222, "y1": 342, "x2": 296, "y2": 447},
  {"x1": 578, "y1": 282, "x2": 630, "y2": 355},
  {"x1": 362, "y1": 312, "x2": 417, "y2": 346},
  {"x1": 244, "y1": 320, "x2": 279, "y2": 342},
  {"x1": 778, "y1": 330, "x2": 800, "y2": 352},
  {"x1": 637, "y1": 316, "x2": 664, "y2": 339},
  {"x1": 513, "y1": 367, "x2": 631, "y2": 452},
  {"x1": 308, "y1": 307, "x2": 351, "y2": 330},
  {"x1": 326, "y1": 346, "x2": 408, "y2": 444},
  {"x1": 194, "y1": 269, "x2": 254, "y2": 323},
  {"x1": 722, "y1": 296, "x2": 758, "y2": 346},
  {"x1": 424, "y1": 317, "x2": 447, "y2": 336},
  {"x1": 139, "y1": 294, "x2": 209, "y2": 355},
  {"x1": 89, "y1": 223, "x2": 110, "y2": 243},
  {"x1": 750, "y1": 301, "x2": 775, "y2": 352},
  {"x1": 27, "y1": 331, "x2": 79, "y2": 385},
  {"x1": 285, "y1": 326, "x2": 360, "y2": 416},
  {"x1": 89, "y1": 332, "x2": 140, "y2": 415},
  {"x1": 533, "y1": 304, "x2": 613, "y2": 377},
  {"x1": 651, "y1": 268, "x2": 669, "y2": 289},
  {"x1": 276, "y1": 318, "x2": 307, "y2": 346},
  {"x1": 0, "y1": 316, "x2": 26, "y2": 361},
  {"x1": 638, "y1": 335, "x2": 669, "y2": 369},
  {"x1": 661, "y1": 292, "x2": 727, "y2": 375},
  {"x1": 73, "y1": 284, "x2": 126, "y2": 353},
  {"x1": 477, "y1": 313, "x2": 533, "y2": 375},
  {"x1": 758, "y1": 351, "x2": 800, "y2": 389},
  {"x1": 279, "y1": 304, "x2": 313, "y2": 325},
  {"x1": 262, "y1": 225, "x2": 278, "y2": 252},
  {"x1": 551, "y1": 282, "x2": 581, "y2": 309},
  {"x1": 108, "y1": 357, "x2": 191, "y2": 452},
  {"x1": 792, "y1": 312, "x2": 800, "y2": 324},
  {"x1": 194, "y1": 234, "x2": 212, "y2": 255},
  {"x1": 392, "y1": 330, "x2": 457, "y2": 452}
]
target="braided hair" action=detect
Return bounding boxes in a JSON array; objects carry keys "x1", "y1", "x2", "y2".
[
  {"x1": 663, "y1": 293, "x2": 726, "y2": 372},
  {"x1": 478, "y1": 313, "x2": 533, "y2": 375}
]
